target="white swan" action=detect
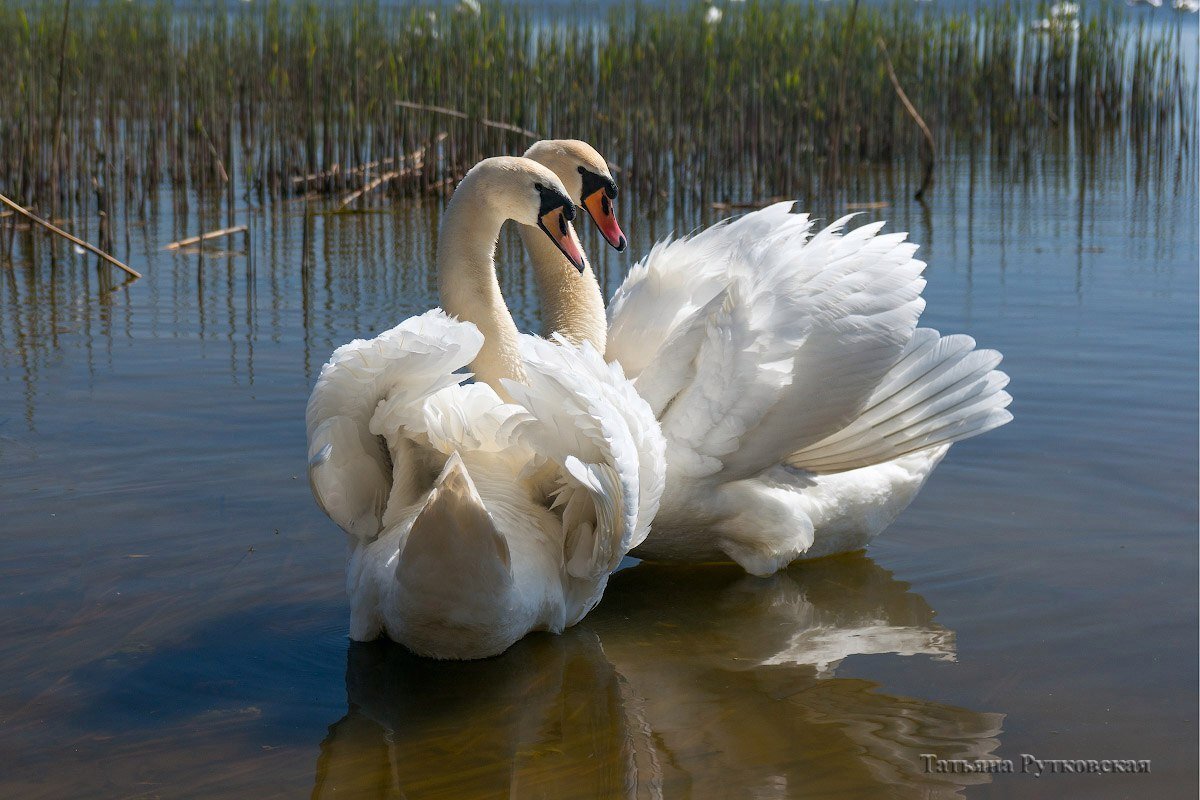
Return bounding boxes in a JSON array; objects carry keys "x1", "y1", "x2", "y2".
[
  {"x1": 306, "y1": 156, "x2": 665, "y2": 659},
  {"x1": 521, "y1": 140, "x2": 1012, "y2": 576}
]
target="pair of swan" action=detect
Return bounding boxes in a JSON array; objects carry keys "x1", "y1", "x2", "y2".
[{"x1": 307, "y1": 141, "x2": 1012, "y2": 659}]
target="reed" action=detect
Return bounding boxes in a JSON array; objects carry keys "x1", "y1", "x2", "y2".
[{"x1": 0, "y1": 0, "x2": 1193, "y2": 212}]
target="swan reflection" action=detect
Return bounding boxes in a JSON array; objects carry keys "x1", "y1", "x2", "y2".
[{"x1": 313, "y1": 555, "x2": 1003, "y2": 799}]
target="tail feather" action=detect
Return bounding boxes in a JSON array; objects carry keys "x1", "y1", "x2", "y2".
[
  {"x1": 787, "y1": 328, "x2": 1012, "y2": 474},
  {"x1": 391, "y1": 452, "x2": 520, "y2": 660},
  {"x1": 397, "y1": 453, "x2": 512, "y2": 597}
]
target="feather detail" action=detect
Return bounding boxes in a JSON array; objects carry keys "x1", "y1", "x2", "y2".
[
  {"x1": 306, "y1": 310, "x2": 484, "y2": 541},
  {"x1": 503, "y1": 335, "x2": 666, "y2": 578},
  {"x1": 607, "y1": 203, "x2": 1012, "y2": 573},
  {"x1": 787, "y1": 329, "x2": 1013, "y2": 473}
]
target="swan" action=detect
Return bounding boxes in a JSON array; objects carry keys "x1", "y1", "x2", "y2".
[
  {"x1": 306, "y1": 156, "x2": 665, "y2": 659},
  {"x1": 520, "y1": 140, "x2": 1012, "y2": 576}
]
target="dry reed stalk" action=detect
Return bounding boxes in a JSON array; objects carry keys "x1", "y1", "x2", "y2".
[
  {"x1": 0, "y1": 191, "x2": 141, "y2": 278},
  {"x1": 877, "y1": 37, "x2": 935, "y2": 200},
  {"x1": 335, "y1": 133, "x2": 447, "y2": 210},
  {"x1": 711, "y1": 197, "x2": 788, "y2": 210},
  {"x1": 396, "y1": 100, "x2": 540, "y2": 140},
  {"x1": 336, "y1": 164, "x2": 422, "y2": 210},
  {"x1": 291, "y1": 164, "x2": 342, "y2": 188},
  {"x1": 164, "y1": 224, "x2": 248, "y2": 250},
  {"x1": 48, "y1": 0, "x2": 71, "y2": 216}
]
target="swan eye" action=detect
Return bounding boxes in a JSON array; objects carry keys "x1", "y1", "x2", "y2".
[
  {"x1": 577, "y1": 166, "x2": 586, "y2": 174},
  {"x1": 534, "y1": 182, "x2": 544, "y2": 191}
]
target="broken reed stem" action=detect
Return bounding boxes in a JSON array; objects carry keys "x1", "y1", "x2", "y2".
[
  {"x1": 336, "y1": 166, "x2": 418, "y2": 210},
  {"x1": 878, "y1": 37, "x2": 935, "y2": 200},
  {"x1": 829, "y1": 0, "x2": 861, "y2": 187},
  {"x1": 396, "y1": 100, "x2": 541, "y2": 140},
  {"x1": 335, "y1": 133, "x2": 447, "y2": 210},
  {"x1": 0, "y1": 191, "x2": 142, "y2": 278},
  {"x1": 197, "y1": 119, "x2": 230, "y2": 184},
  {"x1": 292, "y1": 164, "x2": 341, "y2": 187},
  {"x1": 711, "y1": 196, "x2": 788, "y2": 210},
  {"x1": 393, "y1": 105, "x2": 623, "y2": 176},
  {"x1": 164, "y1": 225, "x2": 248, "y2": 250},
  {"x1": 48, "y1": 0, "x2": 71, "y2": 215}
]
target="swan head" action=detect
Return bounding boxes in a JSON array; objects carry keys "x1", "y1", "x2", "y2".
[
  {"x1": 458, "y1": 156, "x2": 587, "y2": 271},
  {"x1": 524, "y1": 140, "x2": 626, "y2": 253}
]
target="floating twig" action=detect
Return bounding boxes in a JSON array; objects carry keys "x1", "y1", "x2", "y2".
[
  {"x1": 165, "y1": 224, "x2": 248, "y2": 251},
  {"x1": 0, "y1": 192, "x2": 141, "y2": 278},
  {"x1": 291, "y1": 163, "x2": 341, "y2": 187},
  {"x1": 711, "y1": 197, "x2": 788, "y2": 211}
]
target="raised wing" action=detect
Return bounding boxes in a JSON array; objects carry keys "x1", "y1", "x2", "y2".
[
  {"x1": 787, "y1": 328, "x2": 1013, "y2": 473},
  {"x1": 606, "y1": 224, "x2": 735, "y2": 379},
  {"x1": 305, "y1": 310, "x2": 484, "y2": 541},
  {"x1": 723, "y1": 207, "x2": 927, "y2": 476},
  {"x1": 504, "y1": 335, "x2": 666, "y2": 580},
  {"x1": 607, "y1": 204, "x2": 929, "y2": 482}
]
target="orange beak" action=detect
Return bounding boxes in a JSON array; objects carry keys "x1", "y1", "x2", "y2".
[
  {"x1": 583, "y1": 189, "x2": 627, "y2": 252},
  {"x1": 538, "y1": 206, "x2": 586, "y2": 272}
]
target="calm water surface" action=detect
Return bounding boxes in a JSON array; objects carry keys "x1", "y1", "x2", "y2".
[{"x1": 0, "y1": 145, "x2": 1196, "y2": 798}]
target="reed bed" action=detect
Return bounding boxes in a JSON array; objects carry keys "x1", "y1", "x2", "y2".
[{"x1": 0, "y1": 0, "x2": 1193, "y2": 217}]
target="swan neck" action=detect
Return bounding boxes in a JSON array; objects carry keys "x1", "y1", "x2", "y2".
[
  {"x1": 518, "y1": 224, "x2": 608, "y2": 353},
  {"x1": 437, "y1": 190, "x2": 525, "y2": 394}
]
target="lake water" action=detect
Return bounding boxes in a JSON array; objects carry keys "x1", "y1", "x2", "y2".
[{"x1": 1, "y1": 135, "x2": 1196, "y2": 798}]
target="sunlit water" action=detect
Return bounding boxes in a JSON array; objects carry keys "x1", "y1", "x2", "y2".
[{"x1": 0, "y1": 138, "x2": 1196, "y2": 798}]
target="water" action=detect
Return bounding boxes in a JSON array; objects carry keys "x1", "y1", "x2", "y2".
[{"x1": 1, "y1": 140, "x2": 1196, "y2": 798}]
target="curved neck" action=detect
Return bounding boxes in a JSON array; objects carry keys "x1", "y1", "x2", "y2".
[
  {"x1": 518, "y1": 225, "x2": 608, "y2": 353},
  {"x1": 437, "y1": 188, "x2": 525, "y2": 396}
]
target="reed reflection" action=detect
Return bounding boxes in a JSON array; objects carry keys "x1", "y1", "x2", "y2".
[
  {"x1": 0, "y1": 141, "x2": 1192, "y2": 432},
  {"x1": 313, "y1": 555, "x2": 1003, "y2": 799}
]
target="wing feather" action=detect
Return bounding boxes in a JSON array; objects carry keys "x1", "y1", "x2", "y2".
[
  {"x1": 608, "y1": 205, "x2": 929, "y2": 482},
  {"x1": 305, "y1": 310, "x2": 484, "y2": 541},
  {"x1": 503, "y1": 335, "x2": 666, "y2": 579},
  {"x1": 788, "y1": 329, "x2": 1013, "y2": 473}
]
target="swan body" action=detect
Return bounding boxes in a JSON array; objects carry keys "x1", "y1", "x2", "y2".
[
  {"x1": 307, "y1": 157, "x2": 665, "y2": 658},
  {"x1": 523, "y1": 142, "x2": 1012, "y2": 576}
]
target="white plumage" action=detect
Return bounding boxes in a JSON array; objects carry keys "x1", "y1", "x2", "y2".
[
  {"x1": 309, "y1": 311, "x2": 664, "y2": 659},
  {"x1": 605, "y1": 203, "x2": 1012, "y2": 575},
  {"x1": 518, "y1": 143, "x2": 1011, "y2": 575},
  {"x1": 307, "y1": 157, "x2": 666, "y2": 659}
]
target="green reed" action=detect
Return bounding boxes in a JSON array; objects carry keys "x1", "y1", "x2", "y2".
[{"x1": 0, "y1": 0, "x2": 1193, "y2": 217}]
